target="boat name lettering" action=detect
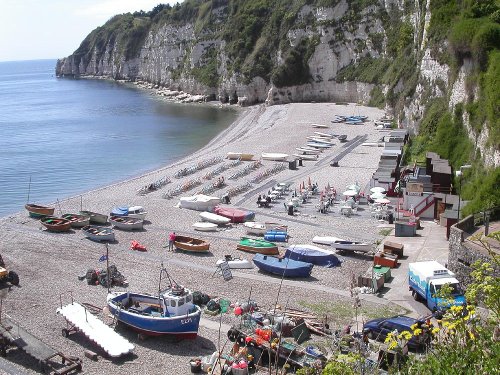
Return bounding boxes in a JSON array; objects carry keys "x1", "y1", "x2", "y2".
[{"x1": 181, "y1": 318, "x2": 192, "y2": 325}]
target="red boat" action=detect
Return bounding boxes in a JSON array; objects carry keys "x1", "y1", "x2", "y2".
[{"x1": 214, "y1": 206, "x2": 255, "y2": 223}]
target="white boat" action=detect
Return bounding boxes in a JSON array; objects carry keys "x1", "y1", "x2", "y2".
[
  {"x1": 109, "y1": 216, "x2": 144, "y2": 231},
  {"x1": 312, "y1": 236, "x2": 373, "y2": 253},
  {"x1": 261, "y1": 153, "x2": 289, "y2": 161},
  {"x1": 199, "y1": 211, "x2": 231, "y2": 225},
  {"x1": 216, "y1": 256, "x2": 254, "y2": 269},
  {"x1": 243, "y1": 222, "x2": 267, "y2": 235},
  {"x1": 314, "y1": 132, "x2": 334, "y2": 138},
  {"x1": 293, "y1": 154, "x2": 319, "y2": 161},
  {"x1": 296, "y1": 147, "x2": 321, "y2": 155},
  {"x1": 110, "y1": 205, "x2": 147, "y2": 220},
  {"x1": 306, "y1": 142, "x2": 331, "y2": 149},
  {"x1": 193, "y1": 222, "x2": 218, "y2": 232},
  {"x1": 226, "y1": 152, "x2": 254, "y2": 161},
  {"x1": 179, "y1": 194, "x2": 221, "y2": 211},
  {"x1": 311, "y1": 123, "x2": 329, "y2": 128},
  {"x1": 307, "y1": 136, "x2": 334, "y2": 145}
]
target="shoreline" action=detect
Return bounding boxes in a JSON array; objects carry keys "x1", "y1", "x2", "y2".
[{"x1": 0, "y1": 101, "x2": 399, "y2": 374}]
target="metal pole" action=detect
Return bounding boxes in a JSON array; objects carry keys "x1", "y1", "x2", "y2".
[
  {"x1": 457, "y1": 175, "x2": 461, "y2": 220},
  {"x1": 106, "y1": 243, "x2": 110, "y2": 294}
]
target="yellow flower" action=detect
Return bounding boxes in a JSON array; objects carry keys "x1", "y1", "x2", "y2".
[
  {"x1": 431, "y1": 327, "x2": 440, "y2": 335},
  {"x1": 413, "y1": 328, "x2": 422, "y2": 336},
  {"x1": 400, "y1": 331, "x2": 413, "y2": 341},
  {"x1": 411, "y1": 323, "x2": 418, "y2": 331},
  {"x1": 388, "y1": 341, "x2": 398, "y2": 350},
  {"x1": 468, "y1": 331, "x2": 475, "y2": 340}
]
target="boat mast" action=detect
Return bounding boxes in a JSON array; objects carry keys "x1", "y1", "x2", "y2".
[{"x1": 27, "y1": 175, "x2": 31, "y2": 203}]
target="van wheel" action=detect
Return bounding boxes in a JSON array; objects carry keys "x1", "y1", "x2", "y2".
[{"x1": 412, "y1": 291, "x2": 420, "y2": 301}]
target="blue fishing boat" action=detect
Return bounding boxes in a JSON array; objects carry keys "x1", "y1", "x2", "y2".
[
  {"x1": 285, "y1": 244, "x2": 340, "y2": 268},
  {"x1": 106, "y1": 267, "x2": 202, "y2": 338},
  {"x1": 253, "y1": 254, "x2": 313, "y2": 278}
]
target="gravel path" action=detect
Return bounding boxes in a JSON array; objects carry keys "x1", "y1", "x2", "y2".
[{"x1": 0, "y1": 102, "x2": 398, "y2": 374}]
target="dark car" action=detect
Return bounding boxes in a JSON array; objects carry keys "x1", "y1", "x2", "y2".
[{"x1": 362, "y1": 315, "x2": 430, "y2": 350}]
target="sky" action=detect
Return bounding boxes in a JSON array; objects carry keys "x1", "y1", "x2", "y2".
[{"x1": 0, "y1": 0, "x2": 178, "y2": 62}]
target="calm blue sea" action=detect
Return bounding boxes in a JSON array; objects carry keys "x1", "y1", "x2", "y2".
[{"x1": 0, "y1": 59, "x2": 237, "y2": 217}]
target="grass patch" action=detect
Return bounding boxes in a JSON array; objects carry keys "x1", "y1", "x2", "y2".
[
  {"x1": 298, "y1": 300, "x2": 408, "y2": 326},
  {"x1": 379, "y1": 228, "x2": 393, "y2": 237}
]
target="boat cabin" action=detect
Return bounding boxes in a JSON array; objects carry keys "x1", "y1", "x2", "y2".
[{"x1": 160, "y1": 286, "x2": 194, "y2": 317}]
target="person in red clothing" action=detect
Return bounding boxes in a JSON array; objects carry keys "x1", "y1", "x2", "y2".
[{"x1": 168, "y1": 232, "x2": 176, "y2": 251}]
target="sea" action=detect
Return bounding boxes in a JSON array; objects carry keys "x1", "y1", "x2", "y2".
[{"x1": 0, "y1": 59, "x2": 238, "y2": 217}]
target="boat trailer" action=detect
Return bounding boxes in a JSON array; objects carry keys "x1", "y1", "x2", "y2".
[{"x1": 0, "y1": 316, "x2": 82, "y2": 374}]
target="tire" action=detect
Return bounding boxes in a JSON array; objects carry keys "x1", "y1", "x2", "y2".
[
  {"x1": 412, "y1": 290, "x2": 420, "y2": 301},
  {"x1": 62, "y1": 329, "x2": 69, "y2": 338},
  {"x1": 7, "y1": 271, "x2": 19, "y2": 286},
  {"x1": 227, "y1": 329, "x2": 238, "y2": 342}
]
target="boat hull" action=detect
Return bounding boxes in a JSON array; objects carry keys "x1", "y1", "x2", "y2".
[
  {"x1": 174, "y1": 235, "x2": 210, "y2": 252},
  {"x1": 80, "y1": 211, "x2": 108, "y2": 225},
  {"x1": 227, "y1": 152, "x2": 254, "y2": 161},
  {"x1": 253, "y1": 254, "x2": 313, "y2": 278},
  {"x1": 82, "y1": 225, "x2": 115, "y2": 242},
  {"x1": 25, "y1": 204, "x2": 54, "y2": 218},
  {"x1": 62, "y1": 214, "x2": 90, "y2": 228},
  {"x1": 285, "y1": 245, "x2": 340, "y2": 267},
  {"x1": 40, "y1": 217, "x2": 72, "y2": 232},
  {"x1": 214, "y1": 206, "x2": 255, "y2": 223},
  {"x1": 237, "y1": 238, "x2": 279, "y2": 255},
  {"x1": 261, "y1": 153, "x2": 289, "y2": 161},
  {"x1": 199, "y1": 212, "x2": 231, "y2": 225},
  {"x1": 109, "y1": 216, "x2": 144, "y2": 231},
  {"x1": 179, "y1": 195, "x2": 221, "y2": 211},
  {"x1": 243, "y1": 222, "x2": 267, "y2": 235},
  {"x1": 107, "y1": 292, "x2": 201, "y2": 338},
  {"x1": 193, "y1": 222, "x2": 218, "y2": 232},
  {"x1": 312, "y1": 236, "x2": 372, "y2": 253}
]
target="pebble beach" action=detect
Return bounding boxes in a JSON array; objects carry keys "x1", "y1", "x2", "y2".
[{"x1": 0, "y1": 101, "x2": 405, "y2": 374}]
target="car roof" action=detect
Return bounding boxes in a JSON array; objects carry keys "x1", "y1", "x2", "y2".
[{"x1": 385, "y1": 315, "x2": 419, "y2": 326}]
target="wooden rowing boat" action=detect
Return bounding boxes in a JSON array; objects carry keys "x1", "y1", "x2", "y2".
[
  {"x1": 82, "y1": 225, "x2": 115, "y2": 242},
  {"x1": 236, "y1": 237, "x2": 279, "y2": 255},
  {"x1": 79, "y1": 211, "x2": 108, "y2": 225},
  {"x1": 40, "y1": 216, "x2": 72, "y2": 232},
  {"x1": 174, "y1": 235, "x2": 210, "y2": 253},
  {"x1": 109, "y1": 216, "x2": 144, "y2": 231},
  {"x1": 25, "y1": 203, "x2": 54, "y2": 218},
  {"x1": 61, "y1": 213, "x2": 90, "y2": 228}
]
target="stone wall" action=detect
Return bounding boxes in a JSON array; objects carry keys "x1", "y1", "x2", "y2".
[{"x1": 448, "y1": 215, "x2": 493, "y2": 286}]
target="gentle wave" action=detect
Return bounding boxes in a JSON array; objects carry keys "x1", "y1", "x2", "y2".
[{"x1": 0, "y1": 60, "x2": 237, "y2": 217}]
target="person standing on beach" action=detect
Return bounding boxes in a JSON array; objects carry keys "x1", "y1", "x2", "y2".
[{"x1": 168, "y1": 232, "x2": 176, "y2": 251}]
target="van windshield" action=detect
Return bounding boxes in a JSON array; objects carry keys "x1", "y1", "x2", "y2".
[{"x1": 432, "y1": 283, "x2": 461, "y2": 296}]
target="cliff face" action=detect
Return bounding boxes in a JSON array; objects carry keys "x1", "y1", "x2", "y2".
[
  {"x1": 56, "y1": 0, "x2": 499, "y2": 167},
  {"x1": 55, "y1": 0, "x2": 399, "y2": 105}
]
